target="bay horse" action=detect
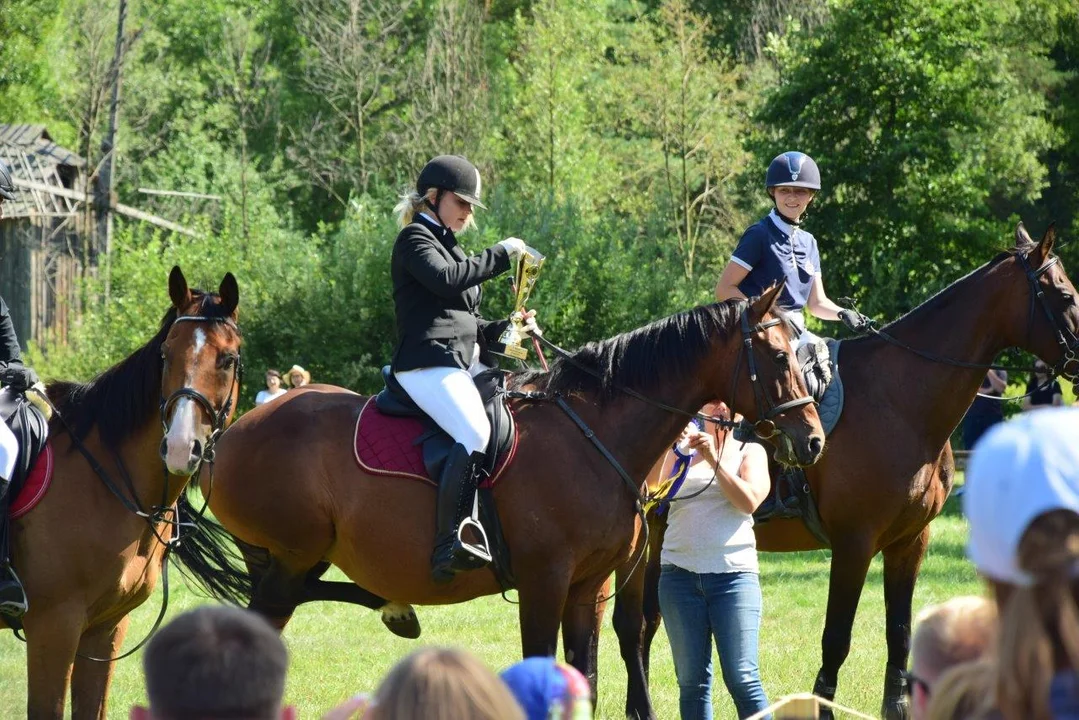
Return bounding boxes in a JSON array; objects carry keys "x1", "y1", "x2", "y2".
[
  {"x1": 183, "y1": 285, "x2": 825, "y2": 691},
  {"x1": 2, "y1": 267, "x2": 244, "y2": 719},
  {"x1": 610, "y1": 223, "x2": 1079, "y2": 719}
]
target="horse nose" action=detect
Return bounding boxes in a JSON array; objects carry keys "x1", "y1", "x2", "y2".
[
  {"x1": 807, "y1": 435, "x2": 824, "y2": 463},
  {"x1": 191, "y1": 438, "x2": 203, "y2": 460}
]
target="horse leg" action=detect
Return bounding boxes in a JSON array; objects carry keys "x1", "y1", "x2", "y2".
[
  {"x1": 562, "y1": 578, "x2": 607, "y2": 704},
  {"x1": 518, "y1": 566, "x2": 572, "y2": 659},
  {"x1": 246, "y1": 554, "x2": 311, "y2": 631},
  {"x1": 24, "y1": 608, "x2": 83, "y2": 719},
  {"x1": 879, "y1": 527, "x2": 930, "y2": 720},
  {"x1": 300, "y1": 574, "x2": 421, "y2": 639},
  {"x1": 641, "y1": 511, "x2": 666, "y2": 679},
  {"x1": 813, "y1": 538, "x2": 875, "y2": 720},
  {"x1": 69, "y1": 617, "x2": 130, "y2": 720},
  {"x1": 613, "y1": 560, "x2": 657, "y2": 720}
]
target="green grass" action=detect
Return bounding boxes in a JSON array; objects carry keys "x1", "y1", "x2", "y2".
[{"x1": 0, "y1": 498, "x2": 981, "y2": 719}]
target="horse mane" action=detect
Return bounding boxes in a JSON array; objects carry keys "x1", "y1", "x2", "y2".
[
  {"x1": 48, "y1": 291, "x2": 232, "y2": 448},
  {"x1": 875, "y1": 238, "x2": 1045, "y2": 334},
  {"x1": 514, "y1": 300, "x2": 774, "y2": 402}
]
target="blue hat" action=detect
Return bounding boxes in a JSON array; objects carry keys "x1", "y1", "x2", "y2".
[
  {"x1": 500, "y1": 657, "x2": 592, "y2": 720},
  {"x1": 766, "y1": 151, "x2": 821, "y2": 190}
]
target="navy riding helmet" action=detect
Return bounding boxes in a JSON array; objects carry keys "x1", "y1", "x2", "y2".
[{"x1": 765, "y1": 151, "x2": 821, "y2": 191}]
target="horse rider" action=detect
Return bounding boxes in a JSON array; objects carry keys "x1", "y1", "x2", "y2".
[
  {"x1": 715, "y1": 152, "x2": 872, "y2": 387},
  {"x1": 0, "y1": 158, "x2": 42, "y2": 621},
  {"x1": 389, "y1": 155, "x2": 540, "y2": 584}
]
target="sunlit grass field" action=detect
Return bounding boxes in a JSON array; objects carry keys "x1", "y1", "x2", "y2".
[{"x1": 0, "y1": 497, "x2": 980, "y2": 718}]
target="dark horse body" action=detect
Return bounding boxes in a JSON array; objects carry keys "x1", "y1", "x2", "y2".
[
  {"x1": 611, "y1": 225, "x2": 1079, "y2": 719},
  {"x1": 189, "y1": 287, "x2": 825, "y2": 690},
  {"x1": 1, "y1": 268, "x2": 242, "y2": 719}
]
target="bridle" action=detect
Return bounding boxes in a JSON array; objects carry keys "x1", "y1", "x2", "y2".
[
  {"x1": 732, "y1": 310, "x2": 816, "y2": 440},
  {"x1": 159, "y1": 314, "x2": 244, "y2": 466},
  {"x1": 1017, "y1": 252, "x2": 1079, "y2": 382}
]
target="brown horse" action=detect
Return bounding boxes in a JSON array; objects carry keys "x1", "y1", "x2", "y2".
[
  {"x1": 183, "y1": 285, "x2": 825, "y2": 690},
  {"x1": 610, "y1": 224, "x2": 1079, "y2": 719},
  {"x1": 2, "y1": 267, "x2": 243, "y2": 719}
]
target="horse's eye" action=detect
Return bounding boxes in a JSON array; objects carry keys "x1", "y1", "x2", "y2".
[
  {"x1": 774, "y1": 351, "x2": 789, "y2": 366},
  {"x1": 220, "y1": 355, "x2": 235, "y2": 370}
]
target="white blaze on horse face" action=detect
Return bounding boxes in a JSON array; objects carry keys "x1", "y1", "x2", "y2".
[{"x1": 163, "y1": 328, "x2": 207, "y2": 475}]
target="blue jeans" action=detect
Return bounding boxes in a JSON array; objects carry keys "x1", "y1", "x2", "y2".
[{"x1": 659, "y1": 564, "x2": 770, "y2": 720}]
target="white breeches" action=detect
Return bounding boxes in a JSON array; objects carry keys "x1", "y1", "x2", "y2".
[
  {"x1": 0, "y1": 418, "x2": 16, "y2": 482},
  {"x1": 788, "y1": 312, "x2": 822, "y2": 352},
  {"x1": 394, "y1": 346, "x2": 492, "y2": 455}
]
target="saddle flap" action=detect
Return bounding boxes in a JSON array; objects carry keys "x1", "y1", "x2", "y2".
[{"x1": 1, "y1": 388, "x2": 49, "y2": 500}]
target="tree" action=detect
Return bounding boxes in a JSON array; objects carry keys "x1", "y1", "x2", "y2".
[{"x1": 758, "y1": 0, "x2": 1058, "y2": 318}]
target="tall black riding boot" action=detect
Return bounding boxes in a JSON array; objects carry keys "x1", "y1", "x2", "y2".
[
  {"x1": 0, "y1": 495, "x2": 27, "y2": 625},
  {"x1": 431, "y1": 444, "x2": 490, "y2": 584}
]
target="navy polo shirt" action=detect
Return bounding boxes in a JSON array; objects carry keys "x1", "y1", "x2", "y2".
[{"x1": 731, "y1": 210, "x2": 821, "y2": 312}]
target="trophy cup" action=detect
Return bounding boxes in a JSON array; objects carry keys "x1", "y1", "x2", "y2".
[{"x1": 491, "y1": 246, "x2": 545, "y2": 360}]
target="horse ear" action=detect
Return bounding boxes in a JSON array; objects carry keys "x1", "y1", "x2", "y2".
[
  {"x1": 1024, "y1": 223, "x2": 1057, "y2": 268},
  {"x1": 169, "y1": 266, "x2": 191, "y2": 310},
  {"x1": 751, "y1": 281, "x2": 785, "y2": 318},
  {"x1": 219, "y1": 272, "x2": 239, "y2": 318},
  {"x1": 1015, "y1": 222, "x2": 1033, "y2": 248}
]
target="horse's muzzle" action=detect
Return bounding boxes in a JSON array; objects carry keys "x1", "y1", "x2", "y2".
[
  {"x1": 775, "y1": 432, "x2": 825, "y2": 468},
  {"x1": 160, "y1": 436, "x2": 203, "y2": 477}
]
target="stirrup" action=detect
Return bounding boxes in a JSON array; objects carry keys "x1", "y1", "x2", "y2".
[
  {"x1": 0, "y1": 565, "x2": 28, "y2": 623},
  {"x1": 454, "y1": 492, "x2": 492, "y2": 565}
]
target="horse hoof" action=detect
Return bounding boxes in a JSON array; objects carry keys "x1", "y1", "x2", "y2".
[
  {"x1": 881, "y1": 698, "x2": 910, "y2": 720},
  {"x1": 380, "y1": 602, "x2": 421, "y2": 639}
]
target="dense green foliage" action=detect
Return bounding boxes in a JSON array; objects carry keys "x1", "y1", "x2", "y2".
[{"x1": 3, "y1": 0, "x2": 1078, "y2": 397}]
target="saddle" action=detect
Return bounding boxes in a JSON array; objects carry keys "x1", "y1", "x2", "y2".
[
  {"x1": 752, "y1": 339, "x2": 844, "y2": 544},
  {"x1": 366, "y1": 367, "x2": 517, "y2": 589},
  {"x1": 0, "y1": 387, "x2": 49, "y2": 509}
]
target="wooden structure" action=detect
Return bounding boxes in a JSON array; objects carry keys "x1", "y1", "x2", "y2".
[{"x1": 0, "y1": 124, "x2": 88, "y2": 350}]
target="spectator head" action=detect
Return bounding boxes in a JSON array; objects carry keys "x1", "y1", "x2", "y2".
[
  {"x1": 500, "y1": 657, "x2": 593, "y2": 720},
  {"x1": 908, "y1": 596, "x2": 997, "y2": 720},
  {"x1": 363, "y1": 647, "x2": 525, "y2": 720},
  {"x1": 924, "y1": 658, "x2": 998, "y2": 720},
  {"x1": 963, "y1": 407, "x2": 1079, "y2": 719},
  {"x1": 265, "y1": 369, "x2": 282, "y2": 390},
  {"x1": 130, "y1": 606, "x2": 294, "y2": 720},
  {"x1": 286, "y1": 365, "x2": 310, "y2": 388}
]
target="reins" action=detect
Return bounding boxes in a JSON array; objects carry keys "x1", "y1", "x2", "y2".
[
  {"x1": 12, "y1": 314, "x2": 242, "y2": 662},
  {"x1": 843, "y1": 251, "x2": 1079, "y2": 401}
]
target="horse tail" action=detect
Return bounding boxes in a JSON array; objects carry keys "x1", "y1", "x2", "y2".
[{"x1": 170, "y1": 491, "x2": 257, "y2": 607}]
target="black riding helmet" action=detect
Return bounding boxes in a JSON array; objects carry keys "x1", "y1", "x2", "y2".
[
  {"x1": 417, "y1": 155, "x2": 487, "y2": 210},
  {"x1": 0, "y1": 159, "x2": 16, "y2": 201}
]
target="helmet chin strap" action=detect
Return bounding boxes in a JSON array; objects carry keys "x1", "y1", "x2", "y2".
[
  {"x1": 424, "y1": 190, "x2": 448, "y2": 232},
  {"x1": 772, "y1": 194, "x2": 813, "y2": 227}
]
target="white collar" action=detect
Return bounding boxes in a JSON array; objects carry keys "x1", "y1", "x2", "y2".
[
  {"x1": 419, "y1": 212, "x2": 442, "y2": 227},
  {"x1": 768, "y1": 209, "x2": 797, "y2": 236}
]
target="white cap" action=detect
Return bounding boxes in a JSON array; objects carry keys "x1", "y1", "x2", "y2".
[{"x1": 963, "y1": 407, "x2": 1079, "y2": 586}]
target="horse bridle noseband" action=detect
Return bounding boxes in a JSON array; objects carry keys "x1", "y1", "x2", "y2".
[{"x1": 159, "y1": 314, "x2": 244, "y2": 465}]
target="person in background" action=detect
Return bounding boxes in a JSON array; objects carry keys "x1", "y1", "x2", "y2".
[
  {"x1": 925, "y1": 658, "x2": 998, "y2": 720},
  {"x1": 360, "y1": 647, "x2": 525, "y2": 720},
  {"x1": 961, "y1": 369, "x2": 1008, "y2": 450},
  {"x1": 256, "y1": 369, "x2": 287, "y2": 405},
  {"x1": 1021, "y1": 361, "x2": 1063, "y2": 412},
  {"x1": 963, "y1": 407, "x2": 1079, "y2": 719},
  {"x1": 286, "y1": 364, "x2": 311, "y2": 389},
  {"x1": 652, "y1": 401, "x2": 771, "y2": 720},
  {"x1": 907, "y1": 596, "x2": 998, "y2": 720},
  {"x1": 500, "y1": 657, "x2": 593, "y2": 720},
  {"x1": 130, "y1": 606, "x2": 296, "y2": 720}
]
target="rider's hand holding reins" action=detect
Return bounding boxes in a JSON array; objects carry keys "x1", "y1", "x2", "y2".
[
  {"x1": 0, "y1": 362, "x2": 39, "y2": 393},
  {"x1": 838, "y1": 309, "x2": 873, "y2": 334},
  {"x1": 518, "y1": 309, "x2": 542, "y2": 337}
]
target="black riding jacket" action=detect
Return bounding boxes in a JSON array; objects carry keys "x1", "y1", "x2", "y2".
[
  {"x1": 0, "y1": 296, "x2": 21, "y2": 366},
  {"x1": 390, "y1": 214, "x2": 511, "y2": 372}
]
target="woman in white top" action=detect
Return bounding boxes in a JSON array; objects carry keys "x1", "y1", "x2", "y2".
[
  {"x1": 651, "y1": 401, "x2": 771, "y2": 720},
  {"x1": 255, "y1": 369, "x2": 287, "y2": 406}
]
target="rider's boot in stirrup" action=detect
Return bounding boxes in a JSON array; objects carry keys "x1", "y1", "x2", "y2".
[
  {"x1": 431, "y1": 444, "x2": 491, "y2": 584},
  {"x1": 0, "y1": 562, "x2": 28, "y2": 626}
]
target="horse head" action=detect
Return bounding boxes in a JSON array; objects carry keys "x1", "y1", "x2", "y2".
[
  {"x1": 1008, "y1": 223, "x2": 1079, "y2": 382},
  {"x1": 159, "y1": 266, "x2": 243, "y2": 477},
  {"x1": 726, "y1": 283, "x2": 825, "y2": 468}
]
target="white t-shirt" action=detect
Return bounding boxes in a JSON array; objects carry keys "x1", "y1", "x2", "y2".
[
  {"x1": 660, "y1": 441, "x2": 760, "y2": 574},
  {"x1": 255, "y1": 388, "x2": 287, "y2": 406}
]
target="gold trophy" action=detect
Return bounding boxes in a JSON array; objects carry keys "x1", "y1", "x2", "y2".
[{"x1": 491, "y1": 246, "x2": 545, "y2": 360}]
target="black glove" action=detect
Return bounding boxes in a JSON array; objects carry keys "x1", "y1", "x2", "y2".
[
  {"x1": 0, "y1": 363, "x2": 39, "y2": 392},
  {"x1": 838, "y1": 309, "x2": 873, "y2": 334}
]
